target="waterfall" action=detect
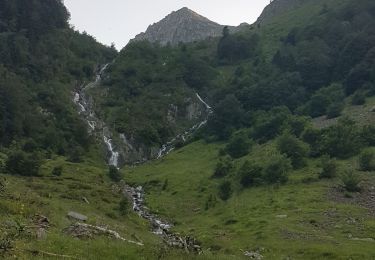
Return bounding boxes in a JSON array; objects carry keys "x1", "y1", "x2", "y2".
[
  {"x1": 103, "y1": 136, "x2": 119, "y2": 167},
  {"x1": 156, "y1": 92, "x2": 212, "y2": 159}
]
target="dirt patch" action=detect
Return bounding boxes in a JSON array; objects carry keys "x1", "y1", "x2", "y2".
[{"x1": 328, "y1": 182, "x2": 375, "y2": 216}]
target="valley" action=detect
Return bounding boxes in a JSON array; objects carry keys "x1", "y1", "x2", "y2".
[{"x1": 1, "y1": 0, "x2": 375, "y2": 259}]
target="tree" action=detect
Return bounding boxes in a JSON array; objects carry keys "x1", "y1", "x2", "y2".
[
  {"x1": 341, "y1": 170, "x2": 361, "y2": 192},
  {"x1": 276, "y1": 132, "x2": 310, "y2": 169},
  {"x1": 108, "y1": 166, "x2": 122, "y2": 182},
  {"x1": 213, "y1": 156, "x2": 233, "y2": 178},
  {"x1": 119, "y1": 198, "x2": 130, "y2": 215},
  {"x1": 263, "y1": 154, "x2": 292, "y2": 184},
  {"x1": 225, "y1": 132, "x2": 253, "y2": 159},
  {"x1": 6, "y1": 151, "x2": 41, "y2": 176},
  {"x1": 320, "y1": 118, "x2": 362, "y2": 159},
  {"x1": 358, "y1": 149, "x2": 375, "y2": 171},
  {"x1": 218, "y1": 180, "x2": 233, "y2": 201},
  {"x1": 319, "y1": 155, "x2": 337, "y2": 179},
  {"x1": 239, "y1": 161, "x2": 263, "y2": 187}
]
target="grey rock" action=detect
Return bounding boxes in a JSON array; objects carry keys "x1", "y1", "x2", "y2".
[
  {"x1": 132, "y1": 7, "x2": 245, "y2": 46},
  {"x1": 67, "y1": 211, "x2": 88, "y2": 222}
]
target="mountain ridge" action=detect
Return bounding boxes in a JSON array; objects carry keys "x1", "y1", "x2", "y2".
[{"x1": 132, "y1": 7, "x2": 244, "y2": 45}]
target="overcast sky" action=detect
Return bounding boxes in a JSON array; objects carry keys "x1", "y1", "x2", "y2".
[{"x1": 63, "y1": 0, "x2": 270, "y2": 49}]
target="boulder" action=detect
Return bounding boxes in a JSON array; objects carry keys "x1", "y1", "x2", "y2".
[{"x1": 67, "y1": 211, "x2": 88, "y2": 222}]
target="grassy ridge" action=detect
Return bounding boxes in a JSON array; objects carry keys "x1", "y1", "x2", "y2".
[
  {"x1": 0, "y1": 153, "x2": 165, "y2": 259},
  {"x1": 125, "y1": 138, "x2": 375, "y2": 258}
]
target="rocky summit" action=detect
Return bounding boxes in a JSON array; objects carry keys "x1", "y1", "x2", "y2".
[{"x1": 133, "y1": 7, "x2": 242, "y2": 45}]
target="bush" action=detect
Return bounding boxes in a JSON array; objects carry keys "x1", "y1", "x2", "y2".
[
  {"x1": 218, "y1": 180, "x2": 233, "y2": 201},
  {"x1": 108, "y1": 166, "x2": 122, "y2": 182},
  {"x1": 326, "y1": 102, "x2": 344, "y2": 119},
  {"x1": 358, "y1": 149, "x2": 375, "y2": 171},
  {"x1": 6, "y1": 151, "x2": 41, "y2": 176},
  {"x1": 263, "y1": 153, "x2": 292, "y2": 184},
  {"x1": 51, "y1": 166, "x2": 63, "y2": 176},
  {"x1": 341, "y1": 170, "x2": 361, "y2": 192},
  {"x1": 119, "y1": 198, "x2": 130, "y2": 215},
  {"x1": 213, "y1": 156, "x2": 233, "y2": 178},
  {"x1": 351, "y1": 91, "x2": 366, "y2": 105},
  {"x1": 361, "y1": 125, "x2": 375, "y2": 146},
  {"x1": 319, "y1": 155, "x2": 337, "y2": 179},
  {"x1": 239, "y1": 161, "x2": 263, "y2": 187},
  {"x1": 225, "y1": 132, "x2": 253, "y2": 159},
  {"x1": 67, "y1": 146, "x2": 84, "y2": 163},
  {"x1": 276, "y1": 132, "x2": 310, "y2": 169}
]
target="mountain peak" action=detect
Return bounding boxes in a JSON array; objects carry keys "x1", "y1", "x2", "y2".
[{"x1": 132, "y1": 7, "x2": 226, "y2": 46}]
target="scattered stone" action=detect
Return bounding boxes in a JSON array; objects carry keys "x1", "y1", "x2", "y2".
[
  {"x1": 244, "y1": 250, "x2": 264, "y2": 259},
  {"x1": 67, "y1": 212, "x2": 88, "y2": 222}
]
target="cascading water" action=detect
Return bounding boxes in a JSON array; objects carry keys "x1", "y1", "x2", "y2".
[
  {"x1": 156, "y1": 92, "x2": 213, "y2": 159},
  {"x1": 103, "y1": 135, "x2": 119, "y2": 167},
  {"x1": 73, "y1": 64, "x2": 202, "y2": 252}
]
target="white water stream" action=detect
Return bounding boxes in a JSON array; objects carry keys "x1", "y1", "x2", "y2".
[{"x1": 73, "y1": 64, "x2": 204, "y2": 252}]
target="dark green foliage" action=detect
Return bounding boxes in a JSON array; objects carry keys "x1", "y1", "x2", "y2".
[
  {"x1": 341, "y1": 170, "x2": 361, "y2": 192},
  {"x1": 119, "y1": 198, "x2": 130, "y2": 215},
  {"x1": 302, "y1": 127, "x2": 323, "y2": 157},
  {"x1": 51, "y1": 165, "x2": 63, "y2": 176},
  {"x1": 239, "y1": 161, "x2": 263, "y2": 187},
  {"x1": 224, "y1": 132, "x2": 253, "y2": 159},
  {"x1": 351, "y1": 91, "x2": 366, "y2": 105},
  {"x1": 5, "y1": 151, "x2": 41, "y2": 176},
  {"x1": 108, "y1": 166, "x2": 122, "y2": 182},
  {"x1": 319, "y1": 155, "x2": 337, "y2": 179},
  {"x1": 162, "y1": 179, "x2": 169, "y2": 190},
  {"x1": 276, "y1": 132, "x2": 310, "y2": 169},
  {"x1": 320, "y1": 118, "x2": 363, "y2": 159},
  {"x1": 213, "y1": 156, "x2": 233, "y2": 178},
  {"x1": 67, "y1": 147, "x2": 84, "y2": 163},
  {"x1": 326, "y1": 102, "x2": 344, "y2": 119},
  {"x1": 208, "y1": 95, "x2": 244, "y2": 140},
  {"x1": 205, "y1": 194, "x2": 217, "y2": 210},
  {"x1": 218, "y1": 180, "x2": 233, "y2": 201},
  {"x1": 358, "y1": 149, "x2": 375, "y2": 171},
  {"x1": 217, "y1": 27, "x2": 260, "y2": 63},
  {"x1": 263, "y1": 154, "x2": 292, "y2": 184},
  {"x1": 361, "y1": 125, "x2": 375, "y2": 146}
]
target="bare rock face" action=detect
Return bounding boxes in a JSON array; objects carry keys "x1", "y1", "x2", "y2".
[{"x1": 132, "y1": 7, "x2": 245, "y2": 46}]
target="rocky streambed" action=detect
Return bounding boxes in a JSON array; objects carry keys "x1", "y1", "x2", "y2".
[{"x1": 73, "y1": 64, "x2": 206, "y2": 253}]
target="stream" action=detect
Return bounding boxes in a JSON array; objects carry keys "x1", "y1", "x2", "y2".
[{"x1": 73, "y1": 64, "x2": 209, "y2": 253}]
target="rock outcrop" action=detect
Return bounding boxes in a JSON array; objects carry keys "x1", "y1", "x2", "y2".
[{"x1": 132, "y1": 7, "x2": 247, "y2": 46}]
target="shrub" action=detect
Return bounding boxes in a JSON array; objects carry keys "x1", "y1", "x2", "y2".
[
  {"x1": 119, "y1": 198, "x2": 130, "y2": 215},
  {"x1": 239, "y1": 161, "x2": 263, "y2": 187},
  {"x1": 319, "y1": 155, "x2": 337, "y2": 179},
  {"x1": 213, "y1": 156, "x2": 233, "y2": 178},
  {"x1": 6, "y1": 151, "x2": 41, "y2": 176},
  {"x1": 108, "y1": 166, "x2": 122, "y2": 182},
  {"x1": 51, "y1": 166, "x2": 63, "y2": 176},
  {"x1": 276, "y1": 132, "x2": 310, "y2": 169},
  {"x1": 225, "y1": 132, "x2": 253, "y2": 159},
  {"x1": 361, "y1": 125, "x2": 375, "y2": 146},
  {"x1": 263, "y1": 153, "x2": 292, "y2": 184},
  {"x1": 341, "y1": 170, "x2": 361, "y2": 192},
  {"x1": 358, "y1": 149, "x2": 375, "y2": 171},
  {"x1": 326, "y1": 102, "x2": 344, "y2": 119},
  {"x1": 218, "y1": 181, "x2": 233, "y2": 201},
  {"x1": 67, "y1": 146, "x2": 84, "y2": 163},
  {"x1": 320, "y1": 118, "x2": 362, "y2": 159},
  {"x1": 351, "y1": 91, "x2": 366, "y2": 105}
]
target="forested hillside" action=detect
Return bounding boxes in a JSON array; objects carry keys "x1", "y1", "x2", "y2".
[
  {"x1": 0, "y1": 0, "x2": 375, "y2": 259},
  {"x1": 0, "y1": 0, "x2": 116, "y2": 170}
]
